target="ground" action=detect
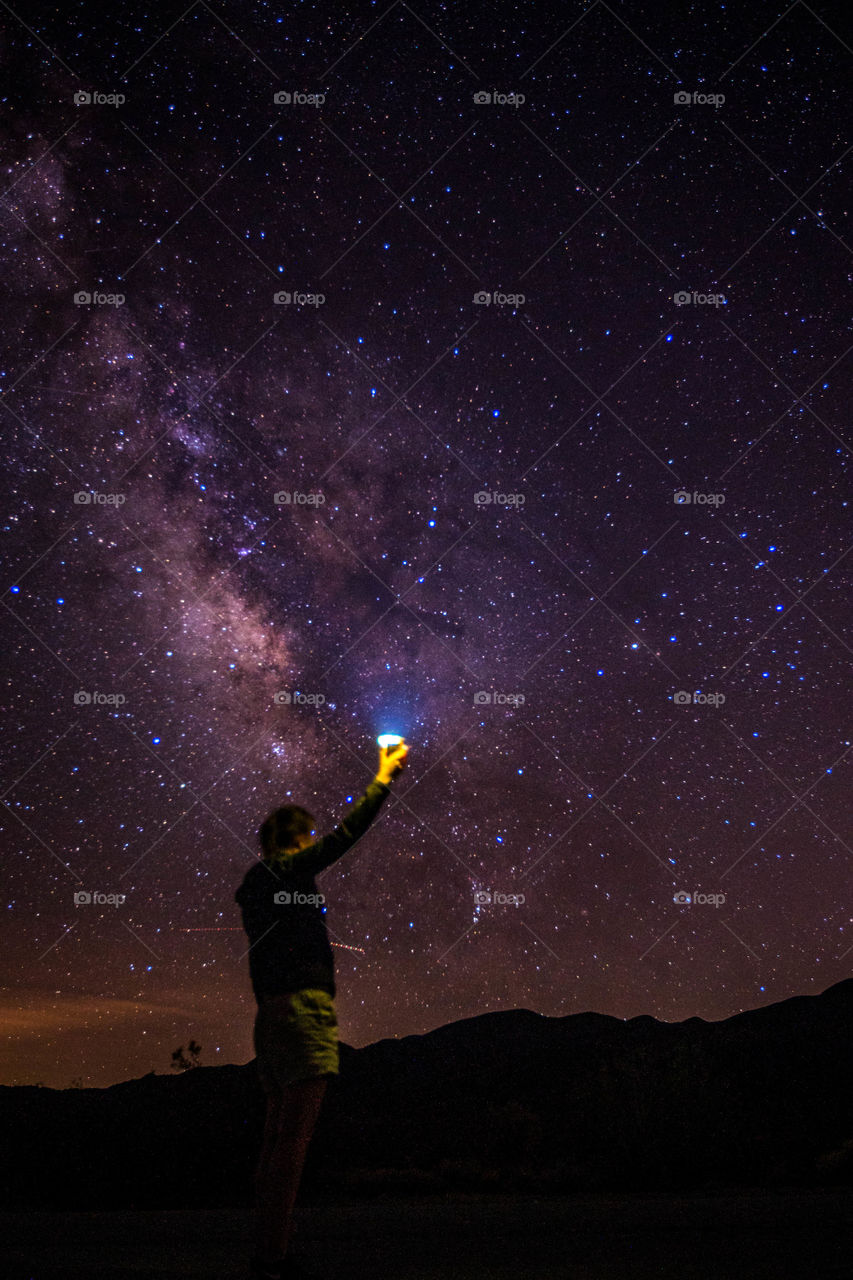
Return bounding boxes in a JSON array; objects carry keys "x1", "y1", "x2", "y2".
[{"x1": 2, "y1": 1189, "x2": 850, "y2": 1278}]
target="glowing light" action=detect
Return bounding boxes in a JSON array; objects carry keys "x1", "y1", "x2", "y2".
[{"x1": 377, "y1": 733, "x2": 404, "y2": 748}]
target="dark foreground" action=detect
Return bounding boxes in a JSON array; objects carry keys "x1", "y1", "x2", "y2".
[{"x1": 2, "y1": 1189, "x2": 851, "y2": 1279}]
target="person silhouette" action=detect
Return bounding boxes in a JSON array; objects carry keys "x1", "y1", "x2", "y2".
[{"x1": 235, "y1": 740, "x2": 409, "y2": 1280}]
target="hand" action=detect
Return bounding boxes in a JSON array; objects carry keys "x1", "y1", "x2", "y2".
[{"x1": 376, "y1": 740, "x2": 408, "y2": 784}]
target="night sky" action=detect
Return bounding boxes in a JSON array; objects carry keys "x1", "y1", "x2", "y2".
[{"x1": 2, "y1": 1, "x2": 851, "y2": 1088}]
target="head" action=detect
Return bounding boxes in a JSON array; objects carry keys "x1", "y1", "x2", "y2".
[{"x1": 259, "y1": 805, "x2": 316, "y2": 861}]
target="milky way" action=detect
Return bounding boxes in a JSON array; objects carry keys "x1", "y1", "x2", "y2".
[{"x1": 1, "y1": 1, "x2": 851, "y2": 1086}]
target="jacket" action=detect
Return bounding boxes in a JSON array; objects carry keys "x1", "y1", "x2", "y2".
[{"x1": 235, "y1": 779, "x2": 391, "y2": 1001}]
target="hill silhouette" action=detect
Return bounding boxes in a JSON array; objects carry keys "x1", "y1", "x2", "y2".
[{"x1": 2, "y1": 979, "x2": 851, "y2": 1209}]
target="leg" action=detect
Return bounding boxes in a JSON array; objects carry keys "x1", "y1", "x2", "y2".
[{"x1": 254, "y1": 1076, "x2": 328, "y2": 1265}]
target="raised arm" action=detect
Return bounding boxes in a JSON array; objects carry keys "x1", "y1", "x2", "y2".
[{"x1": 272, "y1": 740, "x2": 409, "y2": 877}]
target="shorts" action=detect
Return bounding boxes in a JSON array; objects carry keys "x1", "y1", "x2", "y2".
[{"x1": 253, "y1": 987, "x2": 339, "y2": 1092}]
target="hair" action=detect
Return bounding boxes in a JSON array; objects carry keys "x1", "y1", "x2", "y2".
[{"x1": 259, "y1": 805, "x2": 316, "y2": 861}]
